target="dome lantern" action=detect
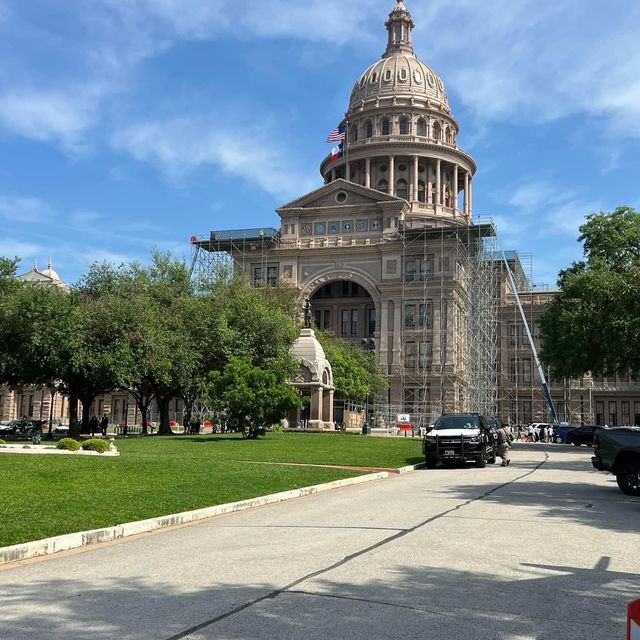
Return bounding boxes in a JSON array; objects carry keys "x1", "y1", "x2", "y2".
[{"x1": 383, "y1": 0, "x2": 415, "y2": 58}]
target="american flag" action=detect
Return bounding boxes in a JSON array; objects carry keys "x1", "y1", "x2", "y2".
[{"x1": 326, "y1": 125, "x2": 346, "y2": 143}]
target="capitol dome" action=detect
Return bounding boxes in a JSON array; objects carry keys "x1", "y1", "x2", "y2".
[{"x1": 349, "y1": 0, "x2": 448, "y2": 111}]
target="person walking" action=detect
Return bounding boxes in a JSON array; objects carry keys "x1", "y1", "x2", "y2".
[
  {"x1": 89, "y1": 415, "x2": 99, "y2": 437},
  {"x1": 100, "y1": 413, "x2": 109, "y2": 437},
  {"x1": 496, "y1": 424, "x2": 513, "y2": 467}
]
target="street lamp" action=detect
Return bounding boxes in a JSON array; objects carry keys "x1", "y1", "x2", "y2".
[{"x1": 361, "y1": 338, "x2": 376, "y2": 434}]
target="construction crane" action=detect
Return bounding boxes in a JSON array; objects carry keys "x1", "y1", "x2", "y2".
[{"x1": 502, "y1": 252, "x2": 559, "y2": 424}]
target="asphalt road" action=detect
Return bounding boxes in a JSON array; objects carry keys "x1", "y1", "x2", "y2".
[{"x1": 1, "y1": 443, "x2": 638, "y2": 640}]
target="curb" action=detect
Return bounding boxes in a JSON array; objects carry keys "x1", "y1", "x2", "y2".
[
  {"x1": 0, "y1": 471, "x2": 389, "y2": 566},
  {"x1": 396, "y1": 461, "x2": 426, "y2": 474}
]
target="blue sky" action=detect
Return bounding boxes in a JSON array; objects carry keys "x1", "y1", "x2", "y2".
[{"x1": 1, "y1": 0, "x2": 639, "y2": 288}]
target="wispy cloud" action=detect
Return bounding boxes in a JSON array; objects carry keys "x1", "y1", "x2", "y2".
[
  {"x1": 0, "y1": 195, "x2": 50, "y2": 223},
  {"x1": 111, "y1": 115, "x2": 317, "y2": 201},
  {"x1": 0, "y1": 239, "x2": 43, "y2": 261}
]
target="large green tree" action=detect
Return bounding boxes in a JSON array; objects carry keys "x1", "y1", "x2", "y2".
[
  {"x1": 316, "y1": 331, "x2": 387, "y2": 402},
  {"x1": 539, "y1": 206, "x2": 640, "y2": 378}
]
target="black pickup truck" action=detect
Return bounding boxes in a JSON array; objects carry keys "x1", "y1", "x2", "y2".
[{"x1": 591, "y1": 427, "x2": 640, "y2": 496}]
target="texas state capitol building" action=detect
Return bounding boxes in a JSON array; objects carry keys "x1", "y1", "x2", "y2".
[{"x1": 192, "y1": 0, "x2": 640, "y2": 429}]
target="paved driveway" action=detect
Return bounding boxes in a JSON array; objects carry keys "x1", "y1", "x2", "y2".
[{"x1": 1, "y1": 444, "x2": 638, "y2": 639}]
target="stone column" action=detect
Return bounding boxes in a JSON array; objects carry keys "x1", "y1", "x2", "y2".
[
  {"x1": 464, "y1": 171, "x2": 470, "y2": 216},
  {"x1": 392, "y1": 298, "x2": 402, "y2": 370},
  {"x1": 468, "y1": 176, "x2": 473, "y2": 215},
  {"x1": 331, "y1": 169, "x2": 336, "y2": 182},
  {"x1": 322, "y1": 390, "x2": 334, "y2": 429},
  {"x1": 452, "y1": 163, "x2": 458, "y2": 212},
  {"x1": 379, "y1": 300, "x2": 389, "y2": 369},
  {"x1": 436, "y1": 159, "x2": 442, "y2": 205},
  {"x1": 412, "y1": 155, "x2": 419, "y2": 201},
  {"x1": 389, "y1": 155, "x2": 395, "y2": 196},
  {"x1": 309, "y1": 387, "x2": 323, "y2": 428},
  {"x1": 365, "y1": 157, "x2": 371, "y2": 189}
]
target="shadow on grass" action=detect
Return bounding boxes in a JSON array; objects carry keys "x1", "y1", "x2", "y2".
[{"x1": 0, "y1": 557, "x2": 635, "y2": 639}]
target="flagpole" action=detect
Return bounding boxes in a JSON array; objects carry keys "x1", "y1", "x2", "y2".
[{"x1": 344, "y1": 119, "x2": 349, "y2": 182}]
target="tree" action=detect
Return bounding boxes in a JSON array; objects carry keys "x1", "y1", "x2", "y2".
[
  {"x1": 539, "y1": 206, "x2": 640, "y2": 378},
  {"x1": 316, "y1": 331, "x2": 387, "y2": 402},
  {"x1": 204, "y1": 358, "x2": 300, "y2": 438}
]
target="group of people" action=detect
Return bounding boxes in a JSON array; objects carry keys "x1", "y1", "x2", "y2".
[
  {"x1": 88, "y1": 413, "x2": 109, "y2": 437},
  {"x1": 518, "y1": 423, "x2": 555, "y2": 443}
]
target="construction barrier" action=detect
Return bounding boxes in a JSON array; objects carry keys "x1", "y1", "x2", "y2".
[{"x1": 628, "y1": 599, "x2": 640, "y2": 640}]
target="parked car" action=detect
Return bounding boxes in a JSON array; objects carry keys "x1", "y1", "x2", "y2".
[
  {"x1": 0, "y1": 418, "x2": 47, "y2": 438},
  {"x1": 566, "y1": 425, "x2": 604, "y2": 447},
  {"x1": 592, "y1": 427, "x2": 640, "y2": 496},
  {"x1": 422, "y1": 413, "x2": 497, "y2": 469},
  {"x1": 553, "y1": 424, "x2": 572, "y2": 444}
]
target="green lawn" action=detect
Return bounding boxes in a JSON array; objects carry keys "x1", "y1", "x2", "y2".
[{"x1": 0, "y1": 432, "x2": 422, "y2": 547}]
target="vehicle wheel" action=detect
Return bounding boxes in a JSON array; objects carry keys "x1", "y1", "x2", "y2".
[
  {"x1": 475, "y1": 456, "x2": 487, "y2": 468},
  {"x1": 555, "y1": 436, "x2": 563, "y2": 444},
  {"x1": 425, "y1": 456, "x2": 437, "y2": 469},
  {"x1": 572, "y1": 441, "x2": 581, "y2": 447},
  {"x1": 616, "y1": 464, "x2": 640, "y2": 496},
  {"x1": 488, "y1": 450, "x2": 497, "y2": 464}
]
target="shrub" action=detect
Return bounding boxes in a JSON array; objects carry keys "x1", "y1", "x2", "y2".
[
  {"x1": 0, "y1": 439, "x2": 6, "y2": 445},
  {"x1": 81, "y1": 439, "x2": 110, "y2": 454},
  {"x1": 56, "y1": 438, "x2": 81, "y2": 451}
]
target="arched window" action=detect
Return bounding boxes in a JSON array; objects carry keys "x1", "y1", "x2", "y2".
[
  {"x1": 416, "y1": 118, "x2": 427, "y2": 137},
  {"x1": 432, "y1": 122, "x2": 441, "y2": 141},
  {"x1": 396, "y1": 179, "x2": 408, "y2": 200},
  {"x1": 399, "y1": 118, "x2": 409, "y2": 135},
  {"x1": 446, "y1": 127, "x2": 453, "y2": 144},
  {"x1": 381, "y1": 119, "x2": 390, "y2": 136},
  {"x1": 377, "y1": 179, "x2": 389, "y2": 194},
  {"x1": 366, "y1": 121, "x2": 373, "y2": 138},
  {"x1": 352, "y1": 125, "x2": 358, "y2": 142},
  {"x1": 418, "y1": 181, "x2": 426, "y2": 203}
]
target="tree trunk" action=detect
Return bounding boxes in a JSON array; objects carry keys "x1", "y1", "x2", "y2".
[
  {"x1": 157, "y1": 395, "x2": 173, "y2": 435},
  {"x1": 81, "y1": 396, "x2": 93, "y2": 434},
  {"x1": 68, "y1": 391, "x2": 80, "y2": 438}
]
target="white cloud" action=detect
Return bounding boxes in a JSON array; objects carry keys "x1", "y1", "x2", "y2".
[
  {"x1": 111, "y1": 115, "x2": 317, "y2": 201},
  {"x1": 0, "y1": 239, "x2": 43, "y2": 260},
  {"x1": 0, "y1": 195, "x2": 50, "y2": 223}
]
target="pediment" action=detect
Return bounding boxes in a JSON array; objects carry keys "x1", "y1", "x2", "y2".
[{"x1": 277, "y1": 179, "x2": 405, "y2": 213}]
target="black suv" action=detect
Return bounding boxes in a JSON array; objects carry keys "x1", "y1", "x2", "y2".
[
  {"x1": 422, "y1": 413, "x2": 497, "y2": 469},
  {"x1": 592, "y1": 427, "x2": 640, "y2": 496}
]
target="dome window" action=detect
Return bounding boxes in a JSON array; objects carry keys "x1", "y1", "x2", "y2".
[
  {"x1": 399, "y1": 118, "x2": 409, "y2": 135},
  {"x1": 426, "y1": 72, "x2": 436, "y2": 87},
  {"x1": 396, "y1": 179, "x2": 408, "y2": 200},
  {"x1": 366, "y1": 121, "x2": 373, "y2": 138},
  {"x1": 370, "y1": 72, "x2": 378, "y2": 83},
  {"x1": 418, "y1": 181, "x2": 426, "y2": 203},
  {"x1": 432, "y1": 122, "x2": 441, "y2": 141},
  {"x1": 414, "y1": 70, "x2": 423, "y2": 83},
  {"x1": 416, "y1": 118, "x2": 427, "y2": 137},
  {"x1": 384, "y1": 69, "x2": 392, "y2": 81},
  {"x1": 336, "y1": 191, "x2": 348, "y2": 204},
  {"x1": 381, "y1": 119, "x2": 390, "y2": 135},
  {"x1": 399, "y1": 69, "x2": 408, "y2": 82},
  {"x1": 377, "y1": 179, "x2": 389, "y2": 194},
  {"x1": 352, "y1": 126, "x2": 359, "y2": 142}
]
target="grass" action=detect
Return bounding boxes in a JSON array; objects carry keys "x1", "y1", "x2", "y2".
[{"x1": 0, "y1": 432, "x2": 422, "y2": 547}]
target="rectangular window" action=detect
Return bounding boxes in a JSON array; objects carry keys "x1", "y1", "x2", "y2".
[
  {"x1": 405, "y1": 258, "x2": 416, "y2": 282},
  {"x1": 314, "y1": 310, "x2": 321, "y2": 328},
  {"x1": 510, "y1": 358, "x2": 518, "y2": 383},
  {"x1": 368, "y1": 308, "x2": 376, "y2": 336},
  {"x1": 634, "y1": 401, "x2": 640, "y2": 427},
  {"x1": 438, "y1": 256, "x2": 450, "y2": 272},
  {"x1": 404, "y1": 304, "x2": 416, "y2": 328},
  {"x1": 341, "y1": 310, "x2": 349, "y2": 335},
  {"x1": 405, "y1": 342, "x2": 417, "y2": 368},
  {"x1": 291, "y1": 225, "x2": 296, "y2": 235},
  {"x1": 419, "y1": 341, "x2": 431, "y2": 369},
  {"x1": 419, "y1": 302, "x2": 432, "y2": 328},
  {"x1": 522, "y1": 401, "x2": 532, "y2": 424},
  {"x1": 266, "y1": 266, "x2": 278, "y2": 287},
  {"x1": 351, "y1": 310, "x2": 358, "y2": 335},
  {"x1": 608, "y1": 400, "x2": 617, "y2": 426},
  {"x1": 621, "y1": 401, "x2": 631, "y2": 426},
  {"x1": 323, "y1": 309, "x2": 331, "y2": 330},
  {"x1": 252, "y1": 267, "x2": 263, "y2": 286},
  {"x1": 510, "y1": 325, "x2": 518, "y2": 346},
  {"x1": 595, "y1": 401, "x2": 604, "y2": 426},
  {"x1": 522, "y1": 358, "x2": 532, "y2": 384}
]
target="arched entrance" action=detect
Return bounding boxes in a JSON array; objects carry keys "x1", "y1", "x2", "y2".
[{"x1": 307, "y1": 279, "x2": 378, "y2": 346}]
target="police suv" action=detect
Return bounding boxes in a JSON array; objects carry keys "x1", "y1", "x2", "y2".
[{"x1": 422, "y1": 413, "x2": 497, "y2": 469}]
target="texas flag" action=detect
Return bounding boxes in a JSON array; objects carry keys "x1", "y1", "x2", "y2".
[{"x1": 330, "y1": 142, "x2": 344, "y2": 162}]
